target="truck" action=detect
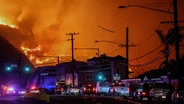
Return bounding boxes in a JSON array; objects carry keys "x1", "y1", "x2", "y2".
[{"x1": 55, "y1": 79, "x2": 67, "y2": 95}]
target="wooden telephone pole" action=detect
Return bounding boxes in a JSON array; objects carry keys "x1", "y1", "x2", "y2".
[{"x1": 66, "y1": 32, "x2": 79, "y2": 86}]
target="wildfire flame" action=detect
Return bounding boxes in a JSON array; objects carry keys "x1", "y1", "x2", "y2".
[
  {"x1": 0, "y1": 18, "x2": 17, "y2": 28},
  {"x1": 20, "y1": 45, "x2": 41, "y2": 62},
  {"x1": 21, "y1": 45, "x2": 41, "y2": 56},
  {"x1": 20, "y1": 45, "x2": 59, "y2": 66}
]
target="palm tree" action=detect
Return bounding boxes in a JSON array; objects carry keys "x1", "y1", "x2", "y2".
[{"x1": 155, "y1": 26, "x2": 184, "y2": 70}]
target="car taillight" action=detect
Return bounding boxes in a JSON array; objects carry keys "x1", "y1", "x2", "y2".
[
  {"x1": 118, "y1": 82, "x2": 122, "y2": 85},
  {"x1": 93, "y1": 88, "x2": 95, "y2": 91},
  {"x1": 141, "y1": 91, "x2": 147, "y2": 96},
  {"x1": 31, "y1": 86, "x2": 36, "y2": 90},
  {"x1": 84, "y1": 87, "x2": 86, "y2": 91},
  {"x1": 88, "y1": 84, "x2": 92, "y2": 87},
  {"x1": 176, "y1": 93, "x2": 182, "y2": 98}
]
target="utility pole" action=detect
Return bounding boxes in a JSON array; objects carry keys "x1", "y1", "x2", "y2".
[
  {"x1": 159, "y1": 0, "x2": 180, "y2": 79},
  {"x1": 125, "y1": 27, "x2": 129, "y2": 79},
  {"x1": 18, "y1": 54, "x2": 22, "y2": 87},
  {"x1": 66, "y1": 32, "x2": 79, "y2": 87},
  {"x1": 173, "y1": 0, "x2": 180, "y2": 79},
  {"x1": 119, "y1": 1, "x2": 181, "y2": 79}
]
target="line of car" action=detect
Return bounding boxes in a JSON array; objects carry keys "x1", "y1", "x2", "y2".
[
  {"x1": 1, "y1": 85, "x2": 26, "y2": 96},
  {"x1": 65, "y1": 81, "x2": 179, "y2": 103},
  {"x1": 11, "y1": 78, "x2": 184, "y2": 104}
]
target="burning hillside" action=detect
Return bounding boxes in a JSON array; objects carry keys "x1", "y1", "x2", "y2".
[
  {"x1": 0, "y1": 24, "x2": 70, "y2": 66},
  {"x1": 0, "y1": 0, "x2": 184, "y2": 78},
  {"x1": 0, "y1": 0, "x2": 94, "y2": 67}
]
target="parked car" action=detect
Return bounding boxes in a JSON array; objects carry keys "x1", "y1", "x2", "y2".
[
  {"x1": 26, "y1": 86, "x2": 48, "y2": 94},
  {"x1": 110, "y1": 82, "x2": 129, "y2": 98},
  {"x1": 138, "y1": 83, "x2": 153, "y2": 101},
  {"x1": 97, "y1": 82, "x2": 112, "y2": 96},
  {"x1": 172, "y1": 78, "x2": 184, "y2": 104},
  {"x1": 67, "y1": 86, "x2": 80, "y2": 95},
  {"x1": 151, "y1": 83, "x2": 173, "y2": 102},
  {"x1": 135, "y1": 83, "x2": 144, "y2": 100},
  {"x1": 82, "y1": 84, "x2": 96, "y2": 95}
]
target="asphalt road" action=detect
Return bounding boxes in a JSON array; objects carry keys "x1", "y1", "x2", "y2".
[
  {"x1": 0, "y1": 95, "x2": 165, "y2": 104},
  {"x1": 0, "y1": 95, "x2": 141, "y2": 104},
  {"x1": 0, "y1": 95, "x2": 48, "y2": 104},
  {"x1": 50, "y1": 95, "x2": 140, "y2": 104}
]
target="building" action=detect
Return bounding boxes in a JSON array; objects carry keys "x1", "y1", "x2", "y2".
[
  {"x1": 26, "y1": 66, "x2": 56, "y2": 92},
  {"x1": 77, "y1": 54, "x2": 127, "y2": 86},
  {"x1": 55, "y1": 60, "x2": 87, "y2": 86},
  {"x1": 27, "y1": 54, "x2": 128, "y2": 89}
]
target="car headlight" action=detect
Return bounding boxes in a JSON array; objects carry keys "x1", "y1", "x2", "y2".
[{"x1": 177, "y1": 92, "x2": 184, "y2": 98}]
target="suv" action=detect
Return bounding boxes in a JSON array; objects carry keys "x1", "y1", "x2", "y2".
[
  {"x1": 97, "y1": 82, "x2": 112, "y2": 96},
  {"x1": 172, "y1": 78, "x2": 184, "y2": 103},
  {"x1": 111, "y1": 82, "x2": 129, "y2": 98},
  {"x1": 82, "y1": 84, "x2": 96, "y2": 95},
  {"x1": 136, "y1": 83, "x2": 153, "y2": 101},
  {"x1": 152, "y1": 83, "x2": 173, "y2": 102}
]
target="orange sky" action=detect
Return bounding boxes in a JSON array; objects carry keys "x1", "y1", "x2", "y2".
[{"x1": 0, "y1": 0, "x2": 184, "y2": 78}]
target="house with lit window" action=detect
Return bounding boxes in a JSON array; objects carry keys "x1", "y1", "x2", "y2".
[
  {"x1": 55, "y1": 60, "x2": 87, "y2": 86},
  {"x1": 77, "y1": 54, "x2": 128, "y2": 86}
]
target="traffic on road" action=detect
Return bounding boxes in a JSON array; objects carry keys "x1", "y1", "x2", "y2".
[{"x1": 1, "y1": 77, "x2": 183, "y2": 104}]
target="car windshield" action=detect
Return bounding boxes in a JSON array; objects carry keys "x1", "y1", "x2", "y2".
[
  {"x1": 154, "y1": 83, "x2": 171, "y2": 89},
  {"x1": 100, "y1": 82, "x2": 112, "y2": 87},
  {"x1": 143, "y1": 83, "x2": 153, "y2": 90}
]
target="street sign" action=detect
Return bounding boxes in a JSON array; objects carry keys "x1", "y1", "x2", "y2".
[{"x1": 113, "y1": 74, "x2": 120, "y2": 80}]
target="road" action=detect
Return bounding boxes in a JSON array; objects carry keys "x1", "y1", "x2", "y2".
[
  {"x1": 50, "y1": 95, "x2": 140, "y2": 104},
  {"x1": 0, "y1": 95, "x2": 140, "y2": 104},
  {"x1": 0, "y1": 95, "x2": 48, "y2": 104},
  {"x1": 0, "y1": 95, "x2": 165, "y2": 104}
]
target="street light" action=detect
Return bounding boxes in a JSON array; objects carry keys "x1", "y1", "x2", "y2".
[
  {"x1": 95, "y1": 40, "x2": 123, "y2": 45},
  {"x1": 119, "y1": 0, "x2": 180, "y2": 79},
  {"x1": 94, "y1": 40, "x2": 136, "y2": 47},
  {"x1": 24, "y1": 65, "x2": 30, "y2": 73},
  {"x1": 5, "y1": 64, "x2": 12, "y2": 72},
  {"x1": 118, "y1": 5, "x2": 173, "y2": 14}
]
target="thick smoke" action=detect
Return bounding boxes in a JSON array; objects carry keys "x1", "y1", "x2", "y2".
[{"x1": 0, "y1": 0, "x2": 184, "y2": 78}]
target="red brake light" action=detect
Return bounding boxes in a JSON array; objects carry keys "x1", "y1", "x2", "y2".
[
  {"x1": 141, "y1": 92, "x2": 146, "y2": 96},
  {"x1": 88, "y1": 84, "x2": 92, "y2": 87},
  {"x1": 84, "y1": 87, "x2": 86, "y2": 91},
  {"x1": 31, "y1": 86, "x2": 36, "y2": 90},
  {"x1": 93, "y1": 87, "x2": 96, "y2": 92},
  {"x1": 118, "y1": 82, "x2": 122, "y2": 85}
]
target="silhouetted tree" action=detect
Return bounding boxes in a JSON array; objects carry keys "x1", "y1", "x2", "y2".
[{"x1": 155, "y1": 27, "x2": 184, "y2": 70}]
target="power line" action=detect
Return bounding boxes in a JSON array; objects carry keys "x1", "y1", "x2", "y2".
[
  {"x1": 129, "y1": 2, "x2": 174, "y2": 61},
  {"x1": 129, "y1": 47, "x2": 175, "y2": 67},
  {"x1": 97, "y1": 25, "x2": 114, "y2": 33},
  {"x1": 106, "y1": 47, "x2": 122, "y2": 55},
  {"x1": 129, "y1": 44, "x2": 163, "y2": 61}
]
